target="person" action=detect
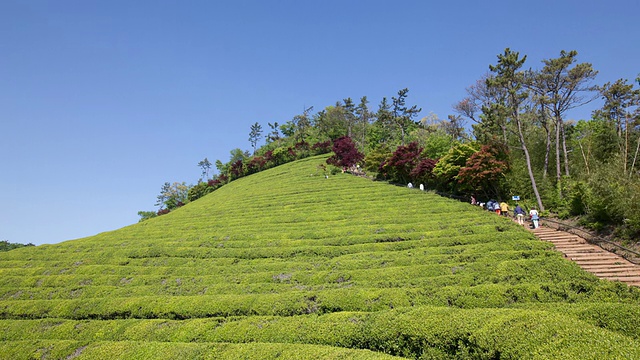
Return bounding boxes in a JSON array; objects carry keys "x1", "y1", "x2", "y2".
[
  {"x1": 514, "y1": 205, "x2": 525, "y2": 225},
  {"x1": 470, "y1": 195, "x2": 477, "y2": 205},
  {"x1": 499, "y1": 201, "x2": 509, "y2": 216},
  {"x1": 529, "y1": 207, "x2": 539, "y2": 229},
  {"x1": 486, "y1": 200, "x2": 497, "y2": 212},
  {"x1": 419, "y1": 184, "x2": 425, "y2": 191},
  {"x1": 489, "y1": 199, "x2": 500, "y2": 214},
  {"x1": 407, "y1": 182, "x2": 413, "y2": 188}
]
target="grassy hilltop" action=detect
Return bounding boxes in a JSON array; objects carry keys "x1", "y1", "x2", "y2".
[{"x1": 2, "y1": 155, "x2": 640, "y2": 359}]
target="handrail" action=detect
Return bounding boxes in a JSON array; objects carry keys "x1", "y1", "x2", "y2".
[{"x1": 540, "y1": 217, "x2": 640, "y2": 264}]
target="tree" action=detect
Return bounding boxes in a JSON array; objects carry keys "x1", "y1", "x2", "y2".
[
  {"x1": 355, "y1": 96, "x2": 373, "y2": 151},
  {"x1": 454, "y1": 74, "x2": 507, "y2": 143},
  {"x1": 314, "y1": 104, "x2": 349, "y2": 140},
  {"x1": 380, "y1": 142, "x2": 424, "y2": 184},
  {"x1": 0, "y1": 240, "x2": 35, "y2": 251},
  {"x1": 369, "y1": 97, "x2": 394, "y2": 146},
  {"x1": 410, "y1": 158, "x2": 438, "y2": 188},
  {"x1": 593, "y1": 79, "x2": 640, "y2": 174},
  {"x1": 267, "y1": 122, "x2": 281, "y2": 143},
  {"x1": 137, "y1": 210, "x2": 158, "y2": 222},
  {"x1": 197, "y1": 158, "x2": 212, "y2": 181},
  {"x1": 342, "y1": 97, "x2": 357, "y2": 138},
  {"x1": 392, "y1": 88, "x2": 422, "y2": 145},
  {"x1": 432, "y1": 143, "x2": 479, "y2": 191},
  {"x1": 457, "y1": 143, "x2": 510, "y2": 199},
  {"x1": 487, "y1": 48, "x2": 545, "y2": 211},
  {"x1": 326, "y1": 136, "x2": 364, "y2": 169},
  {"x1": 249, "y1": 122, "x2": 263, "y2": 155},
  {"x1": 283, "y1": 106, "x2": 314, "y2": 141},
  {"x1": 529, "y1": 50, "x2": 598, "y2": 182},
  {"x1": 155, "y1": 182, "x2": 190, "y2": 211}
]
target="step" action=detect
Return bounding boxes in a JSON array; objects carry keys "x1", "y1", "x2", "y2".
[
  {"x1": 572, "y1": 259, "x2": 624, "y2": 264},
  {"x1": 567, "y1": 252, "x2": 621, "y2": 258},
  {"x1": 590, "y1": 268, "x2": 640, "y2": 274},
  {"x1": 560, "y1": 247, "x2": 603, "y2": 253},
  {"x1": 581, "y1": 264, "x2": 637, "y2": 270},
  {"x1": 537, "y1": 234, "x2": 579, "y2": 239},
  {"x1": 547, "y1": 239, "x2": 584, "y2": 245},
  {"x1": 602, "y1": 276, "x2": 640, "y2": 282}
]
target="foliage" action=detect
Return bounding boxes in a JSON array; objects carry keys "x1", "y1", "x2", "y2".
[
  {"x1": 379, "y1": 142, "x2": 423, "y2": 184},
  {"x1": 409, "y1": 158, "x2": 438, "y2": 187},
  {"x1": 457, "y1": 143, "x2": 510, "y2": 198},
  {"x1": 311, "y1": 140, "x2": 332, "y2": 155},
  {"x1": 136, "y1": 211, "x2": 157, "y2": 222},
  {"x1": 249, "y1": 122, "x2": 263, "y2": 155},
  {"x1": 187, "y1": 182, "x2": 214, "y2": 203},
  {"x1": 0, "y1": 240, "x2": 34, "y2": 252},
  {"x1": 229, "y1": 159, "x2": 246, "y2": 180},
  {"x1": 363, "y1": 145, "x2": 393, "y2": 174},
  {"x1": 408, "y1": 128, "x2": 457, "y2": 159},
  {"x1": 155, "y1": 182, "x2": 190, "y2": 211},
  {"x1": 246, "y1": 155, "x2": 268, "y2": 175},
  {"x1": 326, "y1": 136, "x2": 364, "y2": 169},
  {"x1": 197, "y1": 157, "x2": 212, "y2": 181},
  {"x1": 432, "y1": 143, "x2": 480, "y2": 191}
]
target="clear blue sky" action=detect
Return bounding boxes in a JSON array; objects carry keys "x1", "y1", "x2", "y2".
[{"x1": 2, "y1": 1, "x2": 639, "y2": 245}]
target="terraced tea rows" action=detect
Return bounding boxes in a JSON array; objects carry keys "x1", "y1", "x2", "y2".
[{"x1": 1, "y1": 156, "x2": 640, "y2": 359}]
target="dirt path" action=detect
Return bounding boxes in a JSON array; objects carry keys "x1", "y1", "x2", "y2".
[{"x1": 531, "y1": 226, "x2": 640, "y2": 287}]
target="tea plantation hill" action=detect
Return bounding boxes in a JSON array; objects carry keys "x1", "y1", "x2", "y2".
[{"x1": 2, "y1": 155, "x2": 640, "y2": 359}]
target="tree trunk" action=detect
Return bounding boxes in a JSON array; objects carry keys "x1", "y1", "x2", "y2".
[
  {"x1": 555, "y1": 115, "x2": 563, "y2": 199},
  {"x1": 560, "y1": 119, "x2": 570, "y2": 176},
  {"x1": 541, "y1": 117, "x2": 551, "y2": 179},
  {"x1": 516, "y1": 112, "x2": 544, "y2": 211},
  {"x1": 624, "y1": 114, "x2": 629, "y2": 173},
  {"x1": 630, "y1": 134, "x2": 640, "y2": 177},
  {"x1": 578, "y1": 140, "x2": 590, "y2": 176}
]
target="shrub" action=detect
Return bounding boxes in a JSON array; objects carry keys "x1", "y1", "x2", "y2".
[
  {"x1": 379, "y1": 142, "x2": 423, "y2": 184},
  {"x1": 457, "y1": 143, "x2": 509, "y2": 198},
  {"x1": 311, "y1": 140, "x2": 332, "y2": 155},
  {"x1": 246, "y1": 156, "x2": 267, "y2": 175},
  {"x1": 326, "y1": 136, "x2": 364, "y2": 168},
  {"x1": 187, "y1": 182, "x2": 214, "y2": 202}
]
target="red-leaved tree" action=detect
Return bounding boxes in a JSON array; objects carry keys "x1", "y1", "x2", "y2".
[
  {"x1": 457, "y1": 143, "x2": 509, "y2": 198},
  {"x1": 327, "y1": 136, "x2": 364, "y2": 168},
  {"x1": 379, "y1": 142, "x2": 423, "y2": 184},
  {"x1": 410, "y1": 158, "x2": 438, "y2": 187}
]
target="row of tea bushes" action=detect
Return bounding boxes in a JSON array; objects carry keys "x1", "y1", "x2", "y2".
[{"x1": 2, "y1": 305, "x2": 639, "y2": 359}]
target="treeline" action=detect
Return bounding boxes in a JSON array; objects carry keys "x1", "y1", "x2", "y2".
[
  {"x1": 0, "y1": 240, "x2": 34, "y2": 252},
  {"x1": 140, "y1": 48, "x2": 640, "y2": 239}
]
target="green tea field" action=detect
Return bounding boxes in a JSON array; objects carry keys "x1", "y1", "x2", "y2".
[{"x1": 2, "y1": 155, "x2": 640, "y2": 359}]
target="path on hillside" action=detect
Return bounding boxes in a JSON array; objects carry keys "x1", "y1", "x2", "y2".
[{"x1": 530, "y1": 226, "x2": 640, "y2": 287}]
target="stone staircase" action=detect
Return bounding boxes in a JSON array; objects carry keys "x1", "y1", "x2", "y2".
[{"x1": 532, "y1": 226, "x2": 640, "y2": 287}]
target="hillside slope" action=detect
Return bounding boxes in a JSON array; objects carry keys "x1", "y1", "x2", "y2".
[{"x1": 1, "y1": 155, "x2": 640, "y2": 359}]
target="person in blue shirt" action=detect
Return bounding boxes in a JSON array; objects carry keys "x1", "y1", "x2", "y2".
[{"x1": 514, "y1": 205, "x2": 526, "y2": 225}]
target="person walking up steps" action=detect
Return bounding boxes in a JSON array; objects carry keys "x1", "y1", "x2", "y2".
[
  {"x1": 529, "y1": 207, "x2": 540, "y2": 229},
  {"x1": 499, "y1": 201, "x2": 509, "y2": 217},
  {"x1": 514, "y1": 204, "x2": 525, "y2": 225}
]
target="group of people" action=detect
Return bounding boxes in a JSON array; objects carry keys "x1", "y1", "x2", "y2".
[
  {"x1": 406, "y1": 185, "x2": 541, "y2": 229},
  {"x1": 471, "y1": 196, "x2": 540, "y2": 229}
]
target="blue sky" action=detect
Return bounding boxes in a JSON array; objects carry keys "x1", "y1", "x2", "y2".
[{"x1": 2, "y1": 1, "x2": 639, "y2": 245}]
